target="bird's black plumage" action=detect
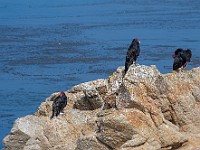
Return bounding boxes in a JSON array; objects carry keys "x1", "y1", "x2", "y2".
[
  {"x1": 124, "y1": 38, "x2": 140, "y2": 73},
  {"x1": 172, "y1": 48, "x2": 184, "y2": 58},
  {"x1": 172, "y1": 48, "x2": 192, "y2": 71},
  {"x1": 50, "y1": 92, "x2": 68, "y2": 119}
]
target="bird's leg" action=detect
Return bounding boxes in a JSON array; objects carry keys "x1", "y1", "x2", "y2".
[
  {"x1": 60, "y1": 108, "x2": 65, "y2": 114},
  {"x1": 181, "y1": 66, "x2": 184, "y2": 71},
  {"x1": 183, "y1": 62, "x2": 188, "y2": 69},
  {"x1": 177, "y1": 68, "x2": 182, "y2": 72}
]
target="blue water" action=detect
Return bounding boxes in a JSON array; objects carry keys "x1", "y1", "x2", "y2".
[{"x1": 0, "y1": 0, "x2": 200, "y2": 148}]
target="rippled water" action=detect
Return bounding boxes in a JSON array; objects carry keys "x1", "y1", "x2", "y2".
[{"x1": 0, "y1": 0, "x2": 200, "y2": 148}]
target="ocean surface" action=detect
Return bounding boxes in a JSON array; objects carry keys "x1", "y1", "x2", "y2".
[{"x1": 0, "y1": 0, "x2": 199, "y2": 148}]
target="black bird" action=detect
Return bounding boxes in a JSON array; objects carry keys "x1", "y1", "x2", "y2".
[
  {"x1": 50, "y1": 92, "x2": 68, "y2": 119},
  {"x1": 172, "y1": 48, "x2": 184, "y2": 59},
  {"x1": 172, "y1": 48, "x2": 192, "y2": 71},
  {"x1": 125, "y1": 38, "x2": 140, "y2": 73}
]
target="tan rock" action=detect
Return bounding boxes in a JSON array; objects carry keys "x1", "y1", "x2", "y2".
[{"x1": 3, "y1": 65, "x2": 200, "y2": 150}]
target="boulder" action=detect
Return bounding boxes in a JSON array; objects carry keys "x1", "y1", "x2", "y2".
[{"x1": 3, "y1": 64, "x2": 200, "y2": 150}]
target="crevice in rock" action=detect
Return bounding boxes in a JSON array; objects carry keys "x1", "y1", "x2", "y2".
[
  {"x1": 171, "y1": 141, "x2": 186, "y2": 149},
  {"x1": 126, "y1": 101, "x2": 146, "y2": 113},
  {"x1": 168, "y1": 105, "x2": 179, "y2": 126},
  {"x1": 161, "y1": 140, "x2": 187, "y2": 150},
  {"x1": 96, "y1": 136, "x2": 114, "y2": 150},
  {"x1": 161, "y1": 96, "x2": 179, "y2": 127},
  {"x1": 162, "y1": 109, "x2": 177, "y2": 126}
]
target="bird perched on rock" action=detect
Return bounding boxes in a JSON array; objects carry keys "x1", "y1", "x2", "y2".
[
  {"x1": 50, "y1": 92, "x2": 68, "y2": 119},
  {"x1": 125, "y1": 38, "x2": 140, "y2": 73},
  {"x1": 172, "y1": 48, "x2": 192, "y2": 71}
]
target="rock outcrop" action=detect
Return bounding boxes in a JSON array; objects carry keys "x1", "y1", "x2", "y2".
[{"x1": 2, "y1": 64, "x2": 200, "y2": 150}]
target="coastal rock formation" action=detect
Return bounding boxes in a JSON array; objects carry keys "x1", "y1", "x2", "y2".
[{"x1": 3, "y1": 64, "x2": 200, "y2": 150}]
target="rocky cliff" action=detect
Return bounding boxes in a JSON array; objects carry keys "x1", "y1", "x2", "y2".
[{"x1": 2, "y1": 64, "x2": 200, "y2": 150}]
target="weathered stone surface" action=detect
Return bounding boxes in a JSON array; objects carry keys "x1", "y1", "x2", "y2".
[
  {"x1": 2, "y1": 115, "x2": 45, "y2": 150},
  {"x1": 68, "y1": 79, "x2": 107, "y2": 110},
  {"x1": 76, "y1": 135, "x2": 109, "y2": 150},
  {"x1": 3, "y1": 64, "x2": 200, "y2": 150}
]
